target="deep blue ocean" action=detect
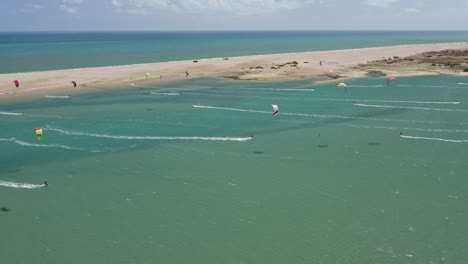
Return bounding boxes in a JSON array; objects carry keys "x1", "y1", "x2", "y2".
[{"x1": 1, "y1": 31, "x2": 468, "y2": 73}]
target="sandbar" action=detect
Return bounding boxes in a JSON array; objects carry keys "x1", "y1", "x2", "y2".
[{"x1": 1, "y1": 42, "x2": 467, "y2": 100}]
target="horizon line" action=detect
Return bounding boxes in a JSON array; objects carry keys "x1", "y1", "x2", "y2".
[{"x1": 2, "y1": 29, "x2": 468, "y2": 33}]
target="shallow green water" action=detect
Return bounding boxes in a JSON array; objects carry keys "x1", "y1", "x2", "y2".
[{"x1": 1, "y1": 75, "x2": 468, "y2": 263}]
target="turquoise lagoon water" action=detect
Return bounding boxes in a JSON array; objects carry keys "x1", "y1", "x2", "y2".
[
  {"x1": 1, "y1": 31, "x2": 468, "y2": 73},
  {"x1": 1, "y1": 75, "x2": 468, "y2": 263}
]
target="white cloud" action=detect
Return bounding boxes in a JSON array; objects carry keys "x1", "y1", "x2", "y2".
[
  {"x1": 367, "y1": 0, "x2": 399, "y2": 8},
  {"x1": 112, "y1": 0, "x2": 314, "y2": 15},
  {"x1": 60, "y1": 0, "x2": 83, "y2": 14},
  {"x1": 404, "y1": 7, "x2": 420, "y2": 13},
  {"x1": 60, "y1": 4, "x2": 78, "y2": 13},
  {"x1": 111, "y1": 0, "x2": 122, "y2": 7},
  {"x1": 62, "y1": 0, "x2": 83, "y2": 4},
  {"x1": 20, "y1": 4, "x2": 43, "y2": 13}
]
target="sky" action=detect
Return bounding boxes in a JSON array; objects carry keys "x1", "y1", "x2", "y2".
[{"x1": 1, "y1": 0, "x2": 468, "y2": 31}]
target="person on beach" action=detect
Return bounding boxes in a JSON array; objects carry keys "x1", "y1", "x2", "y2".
[{"x1": 185, "y1": 71, "x2": 189, "y2": 77}]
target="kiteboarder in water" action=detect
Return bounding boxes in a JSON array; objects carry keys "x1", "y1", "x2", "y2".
[
  {"x1": 272, "y1": 104, "x2": 279, "y2": 116},
  {"x1": 387, "y1": 77, "x2": 399, "y2": 87}
]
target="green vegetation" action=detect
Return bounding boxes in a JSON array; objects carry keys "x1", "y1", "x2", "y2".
[
  {"x1": 464, "y1": 68, "x2": 468, "y2": 72},
  {"x1": 274, "y1": 61, "x2": 301, "y2": 69}
]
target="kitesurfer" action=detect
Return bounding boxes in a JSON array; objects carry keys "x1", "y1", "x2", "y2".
[
  {"x1": 272, "y1": 104, "x2": 279, "y2": 116},
  {"x1": 387, "y1": 77, "x2": 399, "y2": 87},
  {"x1": 44, "y1": 181, "x2": 48, "y2": 187}
]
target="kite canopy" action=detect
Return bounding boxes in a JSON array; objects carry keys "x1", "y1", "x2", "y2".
[
  {"x1": 272, "y1": 104, "x2": 279, "y2": 116},
  {"x1": 34, "y1": 127, "x2": 43, "y2": 141},
  {"x1": 337, "y1": 82, "x2": 347, "y2": 92},
  {"x1": 13, "y1": 80, "x2": 19, "y2": 88},
  {"x1": 72, "y1": 81, "x2": 77, "y2": 88},
  {"x1": 34, "y1": 127, "x2": 43, "y2": 136},
  {"x1": 387, "y1": 77, "x2": 399, "y2": 86}
]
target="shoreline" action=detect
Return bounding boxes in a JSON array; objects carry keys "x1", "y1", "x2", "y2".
[{"x1": 1, "y1": 42, "x2": 467, "y2": 101}]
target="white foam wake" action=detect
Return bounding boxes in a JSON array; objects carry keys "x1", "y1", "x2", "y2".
[
  {"x1": 347, "y1": 85, "x2": 384, "y2": 88},
  {"x1": 311, "y1": 98, "x2": 459, "y2": 105},
  {"x1": 234, "y1": 87, "x2": 315, "y2": 92},
  {"x1": 46, "y1": 127, "x2": 252, "y2": 142},
  {"x1": 150, "y1": 92, "x2": 180, "y2": 96},
  {"x1": 193, "y1": 104, "x2": 271, "y2": 114},
  {"x1": 273, "y1": 88, "x2": 315, "y2": 91},
  {"x1": 23, "y1": 114, "x2": 74, "y2": 119},
  {"x1": 0, "y1": 111, "x2": 23, "y2": 116},
  {"x1": 0, "y1": 138, "x2": 85, "y2": 150},
  {"x1": 133, "y1": 83, "x2": 315, "y2": 92},
  {"x1": 397, "y1": 85, "x2": 449, "y2": 88},
  {"x1": 400, "y1": 135, "x2": 468, "y2": 143},
  {"x1": 354, "y1": 103, "x2": 468, "y2": 112},
  {"x1": 45, "y1": 95, "x2": 70, "y2": 99},
  {"x1": 345, "y1": 124, "x2": 468, "y2": 133},
  {"x1": 192, "y1": 104, "x2": 450, "y2": 125},
  {"x1": 458, "y1": 83, "x2": 468, "y2": 85},
  {"x1": 0, "y1": 180, "x2": 45, "y2": 189}
]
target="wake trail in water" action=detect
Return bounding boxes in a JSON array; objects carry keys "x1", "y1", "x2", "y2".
[
  {"x1": 0, "y1": 180, "x2": 46, "y2": 189},
  {"x1": 354, "y1": 103, "x2": 468, "y2": 112},
  {"x1": 45, "y1": 95, "x2": 70, "y2": 99},
  {"x1": 1, "y1": 111, "x2": 72, "y2": 119},
  {"x1": 193, "y1": 104, "x2": 455, "y2": 125},
  {"x1": 0, "y1": 111, "x2": 23, "y2": 116},
  {"x1": 311, "y1": 98, "x2": 459, "y2": 105},
  {"x1": 150, "y1": 92, "x2": 180, "y2": 96},
  {"x1": 0, "y1": 138, "x2": 85, "y2": 151},
  {"x1": 345, "y1": 124, "x2": 468, "y2": 133},
  {"x1": 458, "y1": 83, "x2": 468, "y2": 85},
  {"x1": 46, "y1": 127, "x2": 252, "y2": 142},
  {"x1": 347, "y1": 85, "x2": 384, "y2": 88},
  {"x1": 400, "y1": 135, "x2": 468, "y2": 143},
  {"x1": 194, "y1": 104, "x2": 271, "y2": 114},
  {"x1": 23, "y1": 114, "x2": 74, "y2": 119},
  {"x1": 231, "y1": 87, "x2": 315, "y2": 92},
  {"x1": 184, "y1": 91, "x2": 323, "y2": 102},
  {"x1": 398, "y1": 85, "x2": 449, "y2": 88},
  {"x1": 132, "y1": 83, "x2": 315, "y2": 92}
]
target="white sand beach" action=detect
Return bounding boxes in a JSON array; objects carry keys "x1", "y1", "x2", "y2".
[{"x1": 1, "y1": 42, "x2": 467, "y2": 100}]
